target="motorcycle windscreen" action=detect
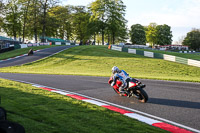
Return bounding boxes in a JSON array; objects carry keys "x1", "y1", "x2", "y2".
[{"x1": 129, "y1": 82, "x2": 136, "y2": 88}]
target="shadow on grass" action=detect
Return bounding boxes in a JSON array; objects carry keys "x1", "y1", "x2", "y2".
[{"x1": 149, "y1": 98, "x2": 200, "y2": 109}]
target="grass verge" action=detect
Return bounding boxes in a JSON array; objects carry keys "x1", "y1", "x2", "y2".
[
  {"x1": 0, "y1": 45, "x2": 58, "y2": 60},
  {"x1": 0, "y1": 78, "x2": 168, "y2": 133},
  {"x1": 0, "y1": 45, "x2": 200, "y2": 82}
]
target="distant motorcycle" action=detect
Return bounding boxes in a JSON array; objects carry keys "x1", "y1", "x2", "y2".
[
  {"x1": 28, "y1": 48, "x2": 34, "y2": 56},
  {"x1": 108, "y1": 77, "x2": 148, "y2": 103}
]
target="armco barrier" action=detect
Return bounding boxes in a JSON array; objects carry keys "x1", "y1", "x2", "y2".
[
  {"x1": 188, "y1": 59, "x2": 200, "y2": 67},
  {"x1": 176, "y1": 57, "x2": 188, "y2": 65},
  {"x1": 128, "y1": 49, "x2": 136, "y2": 54},
  {"x1": 163, "y1": 54, "x2": 176, "y2": 62},
  {"x1": 154, "y1": 53, "x2": 163, "y2": 59},
  {"x1": 112, "y1": 45, "x2": 122, "y2": 51},
  {"x1": 144, "y1": 51, "x2": 154, "y2": 58},
  {"x1": 136, "y1": 50, "x2": 144, "y2": 56},
  {"x1": 111, "y1": 45, "x2": 200, "y2": 68},
  {"x1": 122, "y1": 47, "x2": 128, "y2": 52}
]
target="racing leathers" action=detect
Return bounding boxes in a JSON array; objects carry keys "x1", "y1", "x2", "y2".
[{"x1": 111, "y1": 70, "x2": 130, "y2": 93}]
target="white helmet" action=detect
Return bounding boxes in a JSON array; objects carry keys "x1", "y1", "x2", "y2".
[{"x1": 112, "y1": 66, "x2": 120, "y2": 74}]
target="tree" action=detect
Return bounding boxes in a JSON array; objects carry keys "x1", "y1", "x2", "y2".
[
  {"x1": 89, "y1": 0, "x2": 128, "y2": 45},
  {"x1": 146, "y1": 23, "x2": 157, "y2": 46},
  {"x1": 72, "y1": 6, "x2": 91, "y2": 44},
  {"x1": 106, "y1": 0, "x2": 127, "y2": 44},
  {"x1": 38, "y1": 0, "x2": 60, "y2": 42},
  {"x1": 20, "y1": 0, "x2": 31, "y2": 43},
  {"x1": 0, "y1": 1, "x2": 4, "y2": 32},
  {"x1": 130, "y1": 24, "x2": 146, "y2": 45},
  {"x1": 29, "y1": 0, "x2": 41, "y2": 42},
  {"x1": 183, "y1": 29, "x2": 200, "y2": 51},
  {"x1": 155, "y1": 24, "x2": 172, "y2": 45},
  {"x1": 48, "y1": 5, "x2": 73, "y2": 40},
  {"x1": 90, "y1": 0, "x2": 107, "y2": 45},
  {"x1": 3, "y1": 0, "x2": 22, "y2": 40}
]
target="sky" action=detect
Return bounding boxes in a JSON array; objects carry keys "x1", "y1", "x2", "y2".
[{"x1": 62, "y1": 0, "x2": 200, "y2": 44}]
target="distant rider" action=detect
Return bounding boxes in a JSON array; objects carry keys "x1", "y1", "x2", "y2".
[{"x1": 111, "y1": 66, "x2": 131, "y2": 94}]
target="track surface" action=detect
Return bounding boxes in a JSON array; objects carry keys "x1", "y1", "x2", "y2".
[
  {"x1": 0, "y1": 46, "x2": 199, "y2": 131},
  {"x1": 0, "y1": 45, "x2": 75, "y2": 68}
]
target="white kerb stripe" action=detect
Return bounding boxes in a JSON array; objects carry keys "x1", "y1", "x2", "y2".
[
  {"x1": 124, "y1": 113, "x2": 161, "y2": 125},
  {"x1": 32, "y1": 85, "x2": 42, "y2": 88},
  {"x1": 82, "y1": 99, "x2": 108, "y2": 106},
  {"x1": 51, "y1": 90, "x2": 70, "y2": 95}
]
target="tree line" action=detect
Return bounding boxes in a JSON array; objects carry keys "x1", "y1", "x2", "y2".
[
  {"x1": 130, "y1": 23, "x2": 173, "y2": 46},
  {"x1": 0, "y1": 0, "x2": 128, "y2": 45},
  {"x1": 0, "y1": 0, "x2": 199, "y2": 50}
]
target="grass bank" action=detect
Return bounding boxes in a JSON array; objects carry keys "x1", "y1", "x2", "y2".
[
  {"x1": 0, "y1": 45, "x2": 199, "y2": 82},
  {"x1": 0, "y1": 78, "x2": 167, "y2": 133},
  {"x1": 0, "y1": 45, "x2": 57, "y2": 60}
]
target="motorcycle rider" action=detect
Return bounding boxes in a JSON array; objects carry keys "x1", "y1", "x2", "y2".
[{"x1": 111, "y1": 66, "x2": 131, "y2": 94}]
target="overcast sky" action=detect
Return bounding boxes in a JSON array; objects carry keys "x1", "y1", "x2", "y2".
[{"x1": 62, "y1": 0, "x2": 200, "y2": 44}]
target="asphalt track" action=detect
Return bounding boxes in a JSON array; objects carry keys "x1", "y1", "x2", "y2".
[
  {"x1": 0, "y1": 46, "x2": 200, "y2": 132},
  {"x1": 0, "y1": 45, "x2": 75, "y2": 68}
]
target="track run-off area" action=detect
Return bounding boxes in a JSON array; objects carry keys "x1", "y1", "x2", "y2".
[{"x1": 0, "y1": 46, "x2": 200, "y2": 133}]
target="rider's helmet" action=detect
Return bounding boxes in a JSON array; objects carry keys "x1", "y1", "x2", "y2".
[{"x1": 112, "y1": 66, "x2": 120, "y2": 74}]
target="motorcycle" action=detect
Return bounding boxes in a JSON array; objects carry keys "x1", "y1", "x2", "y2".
[{"x1": 108, "y1": 76, "x2": 148, "y2": 103}]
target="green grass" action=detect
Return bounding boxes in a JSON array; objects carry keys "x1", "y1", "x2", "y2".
[
  {"x1": 0, "y1": 78, "x2": 168, "y2": 133},
  {"x1": 0, "y1": 45, "x2": 58, "y2": 60},
  {"x1": 0, "y1": 45, "x2": 199, "y2": 82},
  {"x1": 137, "y1": 48, "x2": 200, "y2": 61}
]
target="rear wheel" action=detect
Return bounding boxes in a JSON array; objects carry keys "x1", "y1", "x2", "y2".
[{"x1": 134, "y1": 89, "x2": 148, "y2": 103}]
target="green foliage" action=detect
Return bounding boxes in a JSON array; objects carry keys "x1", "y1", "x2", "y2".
[
  {"x1": 1, "y1": 0, "x2": 128, "y2": 44},
  {"x1": 146, "y1": 23, "x2": 173, "y2": 46},
  {"x1": 72, "y1": 6, "x2": 91, "y2": 44},
  {"x1": 89, "y1": 0, "x2": 128, "y2": 44},
  {"x1": 0, "y1": 1, "x2": 4, "y2": 32},
  {"x1": 146, "y1": 23, "x2": 157, "y2": 46},
  {"x1": 183, "y1": 29, "x2": 200, "y2": 51},
  {"x1": 3, "y1": 0, "x2": 22, "y2": 39},
  {"x1": 106, "y1": 0, "x2": 128, "y2": 44},
  {"x1": 155, "y1": 24, "x2": 172, "y2": 45},
  {"x1": 48, "y1": 5, "x2": 73, "y2": 40},
  {"x1": 130, "y1": 24, "x2": 146, "y2": 45}
]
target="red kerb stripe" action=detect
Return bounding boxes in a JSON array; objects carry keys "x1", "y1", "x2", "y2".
[
  {"x1": 152, "y1": 122, "x2": 193, "y2": 133},
  {"x1": 102, "y1": 105, "x2": 133, "y2": 114},
  {"x1": 40, "y1": 87, "x2": 54, "y2": 91},
  {"x1": 66, "y1": 94, "x2": 89, "y2": 100}
]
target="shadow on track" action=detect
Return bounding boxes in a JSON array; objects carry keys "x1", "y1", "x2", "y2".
[{"x1": 149, "y1": 98, "x2": 200, "y2": 109}]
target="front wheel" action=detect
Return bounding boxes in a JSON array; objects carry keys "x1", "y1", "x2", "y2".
[{"x1": 134, "y1": 89, "x2": 148, "y2": 103}]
